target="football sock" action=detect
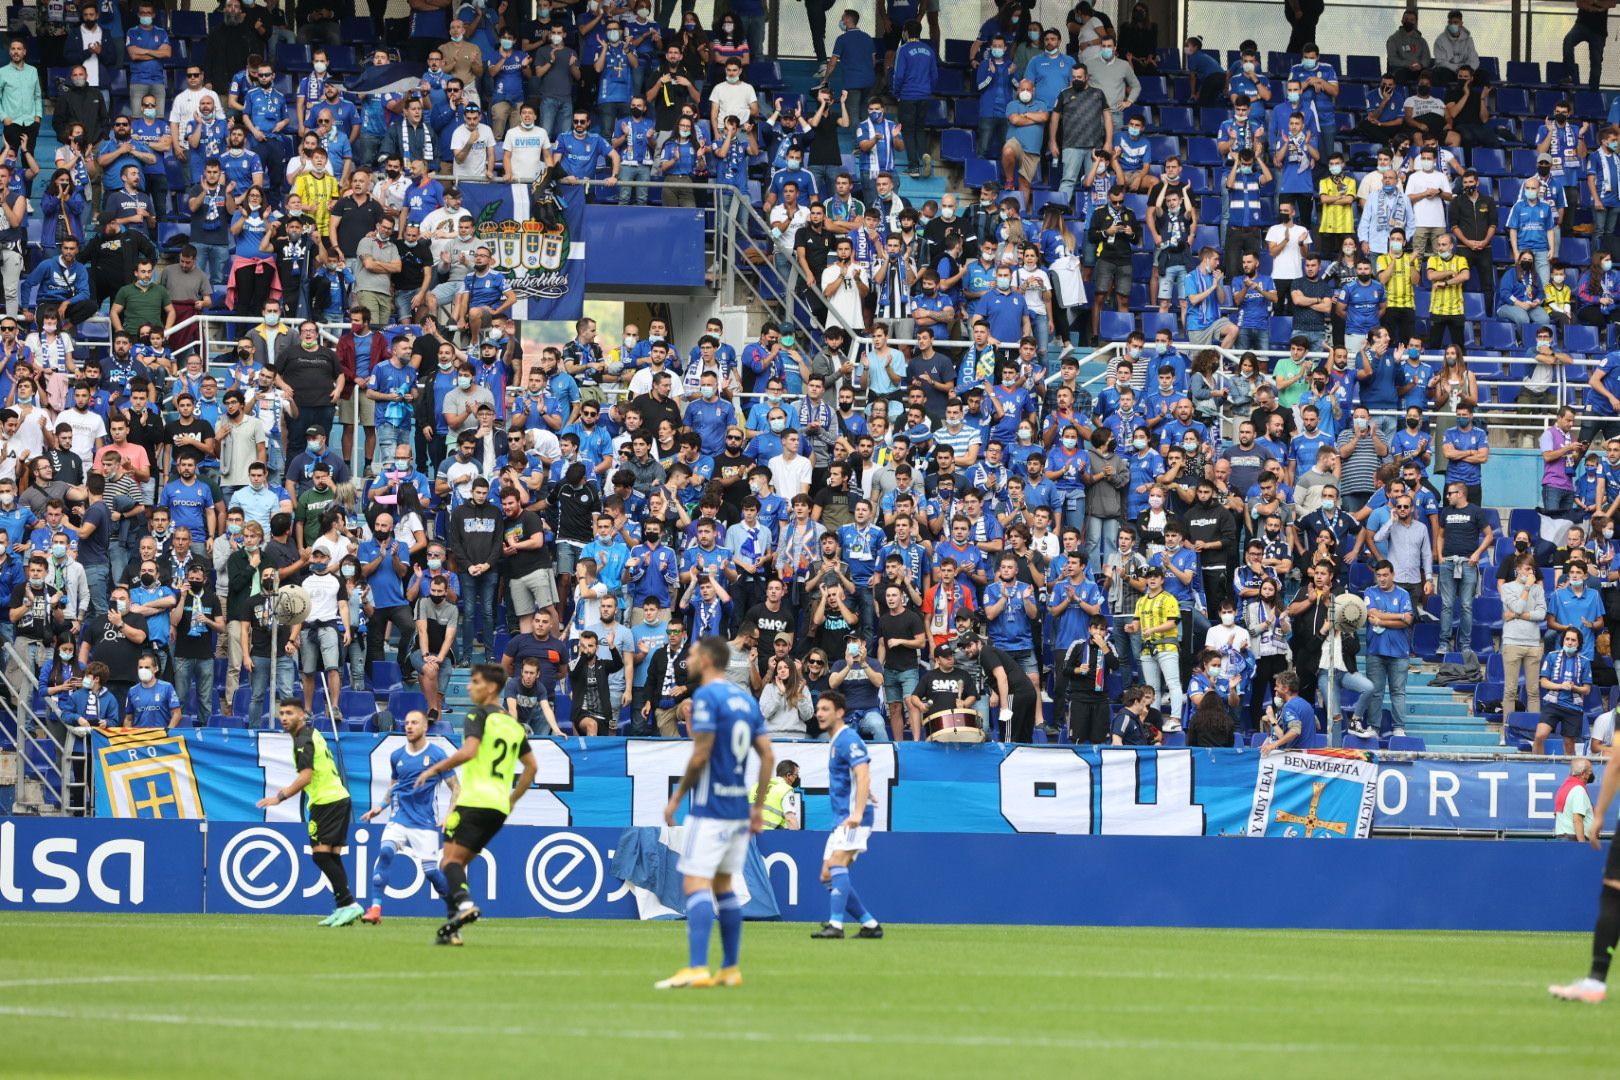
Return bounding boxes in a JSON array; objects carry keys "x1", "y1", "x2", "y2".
[
  {"x1": 312, "y1": 852, "x2": 354, "y2": 907},
  {"x1": 1590, "y1": 882, "x2": 1620, "y2": 982},
  {"x1": 843, "y1": 872, "x2": 876, "y2": 927},
  {"x1": 424, "y1": 863, "x2": 449, "y2": 898},
  {"x1": 827, "y1": 866, "x2": 850, "y2": 928},
  {"x1": 715, "y1": 891, "x2": 742, "y2": 968},
  {"x1": 369, "y1": 843, "x2": 397, "y2": 893},
  {"x1": 686, "y1": 888, "x2": 716, "y2": 969},
  {"x1": 443, "y1": 861, "x2": 469, "y2": 917}
]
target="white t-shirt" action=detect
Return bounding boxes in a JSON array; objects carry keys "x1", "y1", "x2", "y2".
[
  {"x1": 419, "y1": 206, "x2": 473, "y2": 259},
  {"x1": 769, "y1": 202, "x2": 809, "y2": 255},
  {"x1": 820, "y1": 261, "x2": 869, "y2": 334},
  {"x1": 710, "y1": 81, "x2": 759, "y2": 125},
  {"x1": 57, "y1": 407, "x2": 106, "y2": 467},
  {"x1": 303, "y1": 570, "x2": 343, "y2": 624},
  {"x1": 502, "y1": 125, "x2": 553, "y2": 182},
  {"x1": 1405, "y1": 170, "x2": 1451, "y2": 228},
  {"x1": 450, "y1": 123, "x2": 497, "y2": 180},
  {"x1": 1265, "y1": 223, "x2": 1310, "y2": 279},
  {"x1": 311, "y1": 533, "x2": 355, "y2": 566},
  {"x1": 768, "y1": 452, "x2": 813, "y2": 499},
  {"x1": 1591, "y1": 708, "x2": 1616, "y2": 750},
  {"x1": 168, "y1": 87, "x2": 223, "y2": 130},
  {"x1": 628, "y1": 364, "x2": 671, "y2": 398}
]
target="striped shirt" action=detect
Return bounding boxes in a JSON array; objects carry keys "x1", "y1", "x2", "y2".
[
  {"x1": 1134, "y1": 590, "x2": 1181, "y2": 651},
  {"x1": 1427, "y1": 254, "x2": 1467, "y2": 316},
  {"x1": 1376, "y1": 251, "x2": 1417, "y2": 309}
]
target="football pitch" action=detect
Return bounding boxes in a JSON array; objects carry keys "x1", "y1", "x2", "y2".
[{"x1": 0, "y1": 914, "x2": 1605, "y2": 1078}]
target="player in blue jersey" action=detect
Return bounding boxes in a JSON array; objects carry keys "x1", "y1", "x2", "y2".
[
  {"x1": 359, "y1": 711, "x2": 458, "y2": 924},
  {"x1": 811, "y1": 690, "x2": 883, "y2": 939},
  {"x1": 656, "y1": 635, "x2": 774, "y2": 990}
]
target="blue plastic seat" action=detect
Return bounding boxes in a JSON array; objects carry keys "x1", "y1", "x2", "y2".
[
  {"x1": 940, "y1": 128, "x2": 975, "y2": 163},
  {"x1": 1480, "y1": 320, "x2": 1518, "y2": 351},
  {"x1": 1386, "y1": 735, "x2": 1427, "y2": 752},
  {"x1": 1098, "y1": 310, "x2": 1136, "y2": 340},
  {"x1": 1342, "y1": 733, "x2": 1380, "y2": 751},
  {"x1": 387, "y1": 689, "x2": 429, "y2": 720}
]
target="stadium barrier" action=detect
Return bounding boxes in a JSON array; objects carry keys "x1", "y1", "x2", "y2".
[
  {"x1": 88, "y1": 730, "x2": 1604, "y2": 836},
  {"x1": 0, "y1": 816, "x2": 1604, "y2": 930}
]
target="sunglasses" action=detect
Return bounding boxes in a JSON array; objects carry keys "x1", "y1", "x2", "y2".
[{"x1": 187, "y1": 71, "x2": 203, "y2": 78}]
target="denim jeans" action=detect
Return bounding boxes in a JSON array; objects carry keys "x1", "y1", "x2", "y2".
[
  {"x1": 1357, "y1": 653, "x2": 1409, "y2": 733},
  {"x1": 597, "y1": 100, "x2": 630, "y2": 138},
  {"x1": 618, "y1": 162, "x2": 653, "y2": 204},
  {"x1": 1234, "y1": 326, "x2": 1267, "y2": 353},
  {"x1": 539, "y1": 97, "x2": 571, "y2": 143},
  {"x1": 1596, "y1": 205, "x2": 1620, "y2": 241},
  {"x1": 458, "y1": 568, "x2": 498, "y2": 648},
  {"x1": 1028, "y1": 309, "x2": 1050, "y2": 356},
  {"x1": 976, "y1": 116, "x2": 1008, "y2": 160},
  {"x1": 1496, "y1": 302, "x2": 1550, "y2": 327},
  {"x1": 110, "y1": 541, "x2": 136, "y2": 585},
  {"x1": 1057, "y1": 487, "x2": 1086, "y2": 532},
  {"x1": 348, "y1": 633, "x2": 368, "y2": 693},
  {"x1": 1057, "y1": 147, "x2": 1094, "y2": 202},
  {"x1": 1436, "y1": 558, "x2": 1478, "y2": 652},
  {"x1": 850, "y1": 708, "x2": 889, "y2": 742},
  {"x1": 1543, "y1": 486, "x2": 1575, "y2": 515},
  {"x1": 1110, "y1": 613, "x2": 1141, "y2": 682},
  {"x1": 1317, "y1": 667, "x2": 1373, "y2": 728},
  {"x1": 374, "y1": 421, "x2": 412, "y2": 476},
  {"x1": 248, "y1": 652, "x2": 297, "y2": 725},
  {"x1": 173, "y1": 655, "x2": 216, "y2": 720},
  {"x1": 196, "y1": 242, "x2": 232, "y2": 289},
  {"x1": 1140, "y1": 644, "x2": 1185, "y2": 727},
  {"x1": 82, "y1": 562, "x2": 110, "y2": 619},
  {"x1": 1085, "y1": 515, "x2": 1120, "y2": 564}
]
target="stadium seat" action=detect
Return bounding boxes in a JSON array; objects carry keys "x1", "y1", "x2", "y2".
[
  {"x1": 1386, "y1": 735, "x2": 1427, "y2": 752},
  {"x1": 1471, "y1": 147, "x2": 1506, "y2": 176},
  {"x1": 935, "y1": 67, "x2": 966, "y2": 96},
  {"x1": 1142, "y1": 311, "x2": 1178, "y2": 340},
  {"x1": 1155, "y1": 107, "x2": 1193, "y2": 133},
  {"x1": 923, "y1": 99, "x2": 951, "y2": 128},
  {"x1": 1562, "y1": 237, "x2": 1592, "y2": 268},
  {"x1": 1161, "y1": 730, "x2": 1187, "y2": 747},
  {"x1": 954, "y1": 96, "x2": 980, "y2": 127},
  {"x1": 1342, "y1": 733, "x2": 1380, "y2": 751},
  {"x1": 1099, "y1": 310, "x2": 1135, "y2": 341},
  {"x1": 387, "y1": 689, "x2": 429, "y2": 720},
  {"x1": 963, "y1": 158, "x2": 999, "y2": 188},
  {"x1": 940, "y1": 128, "x2": 975, "y2": 163},
  {"x1": 371, "y1": 661, "x2": 404, "y2": 694},
  {"x1": 1564, "y1": 323, "x2": 1599, "y2": 353},
  {"x1": 339, "y1": 690, "x2": 377, "y2": 730},
  {"x1": 1480, "y1": 320, "x2": 1518, "y2": 351}
]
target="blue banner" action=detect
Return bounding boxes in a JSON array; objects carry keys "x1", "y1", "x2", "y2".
[
  {"x1": 0, "y1": 818, "x2": 204, "y2": 912},
  {"x1": 1, "y1": 818, "x2": 1608, "y2": 930},
  {"x1": 458, "y1": 181, "x2": 586, "y2": 321},
  {"x1": 100, "y1": 732, "x2": 1398, "y2": 837}
]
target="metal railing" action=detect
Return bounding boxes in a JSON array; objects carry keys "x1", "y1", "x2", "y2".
[{"x1": 0, "y1": 640, "x2": 78, "y2": 815}]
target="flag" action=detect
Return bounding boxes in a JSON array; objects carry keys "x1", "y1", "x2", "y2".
[
  {"x1": 346, "y1": 62, "x2": 425, "y2": 99},
  {"x1": 1246, "y1": 750, "x2": 1377, "y2": 838},
  {"x1": 91, "y1": 728, "x2": 205, "y2": 819},
  {"x1": 457, "y1": 181, "x2": 587, "y2": 322},
  {"x1": 610, "y1": 826, "x2": 782, "y2": 920}
]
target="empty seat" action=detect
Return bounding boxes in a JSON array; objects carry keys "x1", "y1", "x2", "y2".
[{"x1": 939, "y1": 128, "x2": 975, "y2": 163}]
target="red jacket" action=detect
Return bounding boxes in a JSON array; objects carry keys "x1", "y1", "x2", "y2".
[{"x1": 335, "y1": 328, "x2": 389, "y2": 385}]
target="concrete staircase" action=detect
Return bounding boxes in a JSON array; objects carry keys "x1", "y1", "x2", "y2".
[{"x1": 1397, "y1": 669, "x2": 1504, "y2": 750}]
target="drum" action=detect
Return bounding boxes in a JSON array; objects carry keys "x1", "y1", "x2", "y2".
[{"x1": 923, "y1": 709, "x2": 987, "y2": 743}]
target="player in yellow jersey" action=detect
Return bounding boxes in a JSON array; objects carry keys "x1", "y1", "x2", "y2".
[
  {"x1": 256, "y1": 700, "x2": 363, "y2": 926},
  {"x1": 415, "y1": 664, "x2": 538, "y2": 946}
]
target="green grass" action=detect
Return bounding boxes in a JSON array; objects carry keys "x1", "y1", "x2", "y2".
[{"x1": 0, "y1": 914, "x2": 1606, "y2": 1078}]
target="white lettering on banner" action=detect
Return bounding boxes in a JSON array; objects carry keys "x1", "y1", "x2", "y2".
[
  {"x1": 364, "y1": 735, "x2": 460, "y2": 824},
  {"x1": 1377, "y1": 769, "x2": 1408, "y2": 816},
  {"x1": 1097, "y1": 748, "x2": 1204, "y2": 835},
  {"x1": 30, "y1": 839, "x2": 80, "y2": 904},
  {"x1": 0, "y1": 824, "x2": 148, "y2": 907},
  {"x1": 763, "y1": 852, "x2": 799, "y2": 906},
  {"x1": 257, "y1": 733, "x2": 300, "y2": 824},
  {"x1": 791, "y1": 745, "x2": 897, "y2": 831},
  {"x1": 1528, "y1": 772, "x2": 1559, "y2": 819},
  {"x1": 1477, "y1": 771, "x2": 1509, "y2": 818},
  {"x1": 524, "y1": 832, "x2": 603, "y2": 913},
  {"x1": 625, "y1": 740, "x2": 700, "y2": 825},
  {"x1": 1429, "y1": 770, "x2": 1460, "y2": 817},
  {"x1": 999, "y1": 748, "x2": 1094, "y2": 833}
]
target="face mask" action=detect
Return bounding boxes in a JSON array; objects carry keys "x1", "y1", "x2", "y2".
[
  {"x1": 1061, "y1": 436, "x2": 1078, "y2": 450},
  {"x1": 51, "y1": 543, "x2": 67, "y2": 559},
  {"x1": 1389, "y1": 238, "x2": 1406, "y2": 254},
  {"x1": 1132, "y1": 437, "x2": 1148, "y2": 451},
  {"x1": 264, "y1": 312, "x2": 281, "y2": 326},
  {"x1": 457, "y1": 376, "x2": 472, "y2": 390},
  {"x1": 139, "y1": 14, "x2": 153, "y2": 25},
  {"x1": 427, "y1": 557, "x2": 442, "y2": 571},
  {"x1": 342, "y1": 564, "x2": 356, "y2": 578},
  {"x1": 551, "y1": 33, "x2": 564, "y2": 44},
  {"x1": 769, "y1": 418, "x2": 787, "y2": 434},
  {"x1": 1099, "y1": 47, "x2": 1114, "y2": 60},
  {"x1": 1017, "y1": 428, "x2": 1033, "y2": 442},
  {"x1": 700, "y1": 385, "x2": 718, "y2": 400},
  {"x1": 1448, "y1": 23, "x2": 1461, "y2": 35},
  {"x1": 1526, "y1": 190, "x2": 1540, "y2": 202},
  {"x1": 1565, "y1": 643, "x2": 1579, "y2": 654},
  {"x1": 996, "y1": 276, "x2": 1012, "y2": 291},
  {"x1": 1606, "y1": 260, "x2": 1615, "y2": 273},
  {"x1": 500, "y1": 37, "x2": 515, "y2": 49},
  {"x1": 1326, "y1": 162, "x2": 1343, "y2": 176},
  {"x1": 607, "y1": 30, "x2": 621, "y2": 42},
  {"x1": 1357, "y1": 272, "x2": 1373, "y2": 283},
  {"x1": 991, "y1": 47, "x2": 1005, "y2": 58},
  {"x1": 1046, "y1": 45, "x2": 1059, "y2": 55},
  {"x1": 1221, "y1": 612, "x2": 1235, "y2": 626},
  {"x1": 1148, "y1": 494, "x2": 1164, "y2": 508},
  {"x1": 1243, "y1": 61, "x2": 1256, "y2": 73}
]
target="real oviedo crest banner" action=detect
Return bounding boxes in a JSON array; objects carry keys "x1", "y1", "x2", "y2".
[{"x1": 458, "y1": 181, "x2": 586, "y2": 322}]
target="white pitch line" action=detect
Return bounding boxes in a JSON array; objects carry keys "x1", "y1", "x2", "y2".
[{"x1": 0, "y1": 1003, "x2": 1593, "y2": 1059}]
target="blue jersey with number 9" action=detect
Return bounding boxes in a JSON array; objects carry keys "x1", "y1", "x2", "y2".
[{"x1": 688, "y1": 679, "x2": 766, "y2": 821}]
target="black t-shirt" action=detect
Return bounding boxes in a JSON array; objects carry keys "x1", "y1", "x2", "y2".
[
  {"x1": 273, "y1": 344, "x2": 343, "y2": 407},
  {"x1": 173, "y1": 587, "x2": 222, "y2": 660},
  {"x1": 795, "y1": 224, "x2": 831, "y2": 281},
  {"x1": 919, "y1": 666, "x2": 970, "y2": 712},
  {"x1": 877, "y1": 608, "x2": 926, "y2": 670},
  {"x1": 500, "y1": 510, "x2": 550, "y2": 576},
  {"x1": 330, "y1": 195, "x2": 385, "y2": 258},
  {"x1": 712, "y1": 451, "x2": 752, "y2": 507},
  {"x1": 247, "y1": 593, "x2": 275, "y2": 656},
  {"x1": 9, "y1": 582, "x2": 65, "y2": 640},
  {"x1": 163, "y1": 416, "x2": 216, "y2": 460},
  {"x1": 1439, "y1": 503, "x2": 1489, "y2": 558},
  {"x1": 85, "y1": 610, "x2": 150, "y2": 676},
  {"x1": 982, "y1": 642, "x2": 1038, "y2": 701},
  {"x1": 747, "y1": 602, "x2": 794, "y2": 642},
  {"x1": 394, "y1": 238, "x2": 434, "y2": 292}
]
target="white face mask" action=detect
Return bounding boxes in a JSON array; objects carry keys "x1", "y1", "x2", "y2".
[{"x1": 1221, "y1": 612, "x2": 1236, "y2": 626}]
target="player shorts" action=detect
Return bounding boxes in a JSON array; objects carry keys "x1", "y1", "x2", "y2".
[
  {"x1": 380, "y1": 821, "x2": 441, "y2": 863},
  {"x1": 307, "y1": 798, "x2": 351, "y2": 848},
  {"x1": 822, "y1": 823, "x2": 871, "y2": 861},
  {"x1": 442, "y1": 806, "x2": 507, "y2": 855},
  {"x1": 677, "y1": 816, "x2": 751, "y2": 878}
]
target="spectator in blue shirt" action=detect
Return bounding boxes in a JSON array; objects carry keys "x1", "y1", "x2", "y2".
[
  {"x1": 125, "y1": 3, "x2": 172, "y2": 116},
  {"x1": 1351, "y1": 561, "x2": 1414, "y2": 738},
  {"x1": 1507, "y1": 175, "x2": 1557, "y2": 284},
  {"x1": 1181, "y1": 35, "x2": 1225, "y2": 106},
  {"x1": 890, "y1": 21, "x2": 938, "y2": 178},
  {"x1": 1441, "y1": 402, "x2": 1489, "y2": 504},
  {"x1": 826, "y1": 10, "x2": 878, "y2": 118},
  {"x1": 555, "y1": 108, "x2": 620, "y2": 204},
  {"x1": 974, "y1": 35, "x2": 1016, "y2": 158}
]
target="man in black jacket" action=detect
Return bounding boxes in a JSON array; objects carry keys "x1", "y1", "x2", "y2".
[
  {"x1": 53, "y1": 65, "x2": 110, "y2": 148},
  {"x1": 203, "y1": 0, "x2": 266, "y2": 103},
  {"x1": 1087, "y1": 184, "x2": 1140, "y2": 340},
  {"x1": 641, "y1": 615, "x2": 691, "y2": 737},
  {"x1": 82, "y1": 214, "x2": 157, "y2": 309},
  {"x1": 1184, "y1": 478, "x2": 1240, "y2": 612},
  {"x1": 448, "y1": 476, "x2": 502, "y2": 653},
  {"x1": 567, "y1": 630, "x2": 624, "y2": 736}
]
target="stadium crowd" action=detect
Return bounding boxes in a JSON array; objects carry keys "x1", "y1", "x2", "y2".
[{"x1": 1, "y1": 1, "x2": 1619, "y2": 760}]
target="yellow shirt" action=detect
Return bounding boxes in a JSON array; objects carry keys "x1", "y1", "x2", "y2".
[
  {"x1": 1377, "y1": 252, "x2": 1417, "y2": 310},
  {"x1": 1134, "y1": 590, "x2": 1181, "y2": 651},
  {"x1": 1317, "y1": 176, "x2": 1356, "y2": 235},
  {"x1": 292, "y1": 171, "x2": 343, "y2": 236},
  {"x1": 1546, "y1": 280, "x2": 1573, "y2": 316},
  {"x1": 1426, "y1": 254, "x2": 1467, "y2": 316}
]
